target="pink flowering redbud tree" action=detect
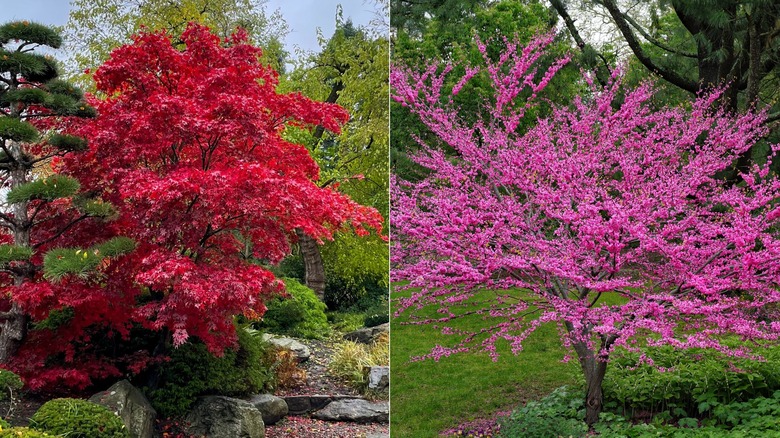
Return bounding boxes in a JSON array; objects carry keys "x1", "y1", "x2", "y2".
[{"x1": 391, "y1": 34, "x2": 780, "y2": 425}]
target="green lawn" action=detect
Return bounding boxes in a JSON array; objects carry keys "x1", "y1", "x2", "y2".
[{"x1": 390, "y1": 287, "x2": 585, "y2": 437}]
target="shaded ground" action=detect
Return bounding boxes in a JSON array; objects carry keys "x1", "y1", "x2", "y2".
[{"x1": 0, "y1": 395, "x2": 44, "y2": 427}]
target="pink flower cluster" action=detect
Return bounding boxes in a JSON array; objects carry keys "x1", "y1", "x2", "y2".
[{"x1": 391, "y1": 34, "x2": 780, "y2": 363}]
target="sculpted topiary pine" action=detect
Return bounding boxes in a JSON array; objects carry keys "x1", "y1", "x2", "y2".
[
  {"x1": 9, "y1": 24, "x2": 382, "y2": 390},
  {"x1": 391, "y1": 34, "x2": 780, "y2": 425},
  {"x1": 0, "y1": 21, "x2": 131, "y2": 368}
]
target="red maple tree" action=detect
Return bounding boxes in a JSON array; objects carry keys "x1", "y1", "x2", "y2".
[{"x1": 11, "y1": 23, "x2": 382, "y2": 390}]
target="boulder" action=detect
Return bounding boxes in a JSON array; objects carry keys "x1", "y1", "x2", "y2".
[
  {"x1": 312, "y1": 399, "x2": 389, "y2": 423},
  {"x1": 184, "y1": 396, "x2": 265, "y2": 438},
  {"x1": 248, "y1": 394, "x2": 288, "y2": 425},
  {"x1": 343, "y1": 323, "x2": 388, "y2": 344},
  {"x1": 364, "y1": 366, "x2": 389, "y2": 391},
  {"x1": 261, "y1": 334, "x2": 311, "y2": 362},
  {"x1": 88, "y1": 380, "x2": 156, "y2": 438}
]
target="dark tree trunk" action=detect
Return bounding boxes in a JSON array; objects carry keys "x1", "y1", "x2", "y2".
[
  {"x1": 295, "y1": 79, "x2": 344, "y2": 306},
  {"x1": 582, "y1": 352, "x2": 608, "y2": 426},
  {"x1": 296, "y1": 229, "x2": 326, "y2": 303},
  {"x1": 0, "y1": 143, "x2": 31, "y2": 364}
]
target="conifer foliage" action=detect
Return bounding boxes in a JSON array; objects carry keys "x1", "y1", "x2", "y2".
[{"x1": 0, "y1": 21, "x2": 129, "y2": 370}]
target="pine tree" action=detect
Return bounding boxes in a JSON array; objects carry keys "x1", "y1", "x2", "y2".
[{"x1": 0, "y1": 21, "x2": 131, "y2": 363}]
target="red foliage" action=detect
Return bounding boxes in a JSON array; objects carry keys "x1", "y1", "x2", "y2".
[{"x1": 10, "y1": 24, "x2": 382, "y2": 391}]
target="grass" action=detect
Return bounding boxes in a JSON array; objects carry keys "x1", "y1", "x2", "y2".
[{"x1": 389, "y1": 286, "x2": 602, "y2": 437}]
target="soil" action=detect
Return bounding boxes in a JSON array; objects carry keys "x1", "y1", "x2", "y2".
[{"x1": 0, "y1": 395, "x2": 44, "y2": 427}]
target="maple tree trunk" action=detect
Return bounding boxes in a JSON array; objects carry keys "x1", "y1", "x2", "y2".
[{"x1": 296, "y1": 229, "x2": 326, "y2": 303}]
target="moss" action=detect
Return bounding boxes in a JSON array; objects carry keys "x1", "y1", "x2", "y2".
[{"x1": 29, "y1": 398, "x2": 128, "y2": 438}]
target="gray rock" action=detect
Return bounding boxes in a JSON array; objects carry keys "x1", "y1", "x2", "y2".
[
  {"x1": 261, "y1": 334, "x2": 311, "y2": 362},
  {"x1": 366, "y1": 434, "x2": 389, "y2": 438},
  {"x1": 283, "y1": 395, "x2": 361, "y2": 415},
  {"x1": 343, "y1": 323, "x2": 388, "y2": 344},
  {"x1": 312, "y1": 399, "x2": 389, "y2": 423},
  {"x1": 89, "y1": 380, "x2": 156, "y2": 438},
  {"x1": 184, "y1": 396, "x2": 265, "y2": 438},
  {"x1": 365, "y1": 366, "x2": 389, "y2": 391},
  {"x1": 249, "y1": 394, "x2": 288, "y2": 425}
]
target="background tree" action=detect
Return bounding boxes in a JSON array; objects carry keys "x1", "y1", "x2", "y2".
[
  {"x1": 550, "y1": 0, "x2": 780, "y2": 172},
  {"x1": 391, "y1": 0, "x2": 581, "y2": 182},
  {"x1": 11, "y1": 24, "x2": 382, "y2": 391},
  {"x1": 282, "y1": 19, "x2": 389, "y2": 306},
  {"x1": 64, "y1": 0, "x2": 288, "y2": 83},
  {"x1": 392, "y1": 35, "x2": 780, "y2": 426},
  {"x1": 0, "y1": 21, "x2": 129, "y2": 366}
]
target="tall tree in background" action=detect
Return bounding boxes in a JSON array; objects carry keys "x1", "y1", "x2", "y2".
[
  {"x1": 283, "y1": 19, "x2": 389, "y2": 303},
  {"x1": 550, "y1": 0, "x2": 780, "y2": 172},
  {"x1": 391, "y1": 0, "x2": 579, "y2": 181},
  {"x1": 64, "y1": 0, "x2": 288, "y2": 82},
  {"x1": 0, "y1": 21, "x2": 130, "y2": 365}
]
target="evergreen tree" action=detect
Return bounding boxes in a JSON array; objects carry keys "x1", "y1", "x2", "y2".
[{"x1": 0, "y1": 21, "x2": 130, "y2": 363}]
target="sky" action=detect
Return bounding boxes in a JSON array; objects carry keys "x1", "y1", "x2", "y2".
[{"x1": 0, "y1": 0, "x2": 384, "y2": 56}]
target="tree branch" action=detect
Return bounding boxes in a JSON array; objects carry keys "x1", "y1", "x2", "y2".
[{"x1": 598, "y1": 0, "x2": 699, "y2": 93}]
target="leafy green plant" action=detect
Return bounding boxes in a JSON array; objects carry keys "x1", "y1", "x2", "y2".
[
  {"x1": 148, "y1": 326, "x2": 274, "y2": 417},
  {"x1": 363, "y1": 298, "x2": 389, "y2": 328},
  {"x1": 328, "y1": 332, "x2": 389, "y2": 390},
  {"x1": 29, "y1": 398, "x2": 128, "y2": 438},
  {"x1": 497, "y1": 386, "x2": 588, "y2": 438},
  {"x1": 603, "y1": 346, "x2": 780, "y2": 418},
  {"x1": 260, "y1": 278, "x2": 330, "y2": 339},
  {"x1": 0, "y1": 428, "x2": 55, "y2": 437},
  {"x1": 327, "y1": 311, "x2": 365, "y2": 333},
  {"x1": 324, "y1": 273, "x2": 386, "y2": 311},
  {"x1": 0, "y1": 370, "x2": 22, "y2": 401}
]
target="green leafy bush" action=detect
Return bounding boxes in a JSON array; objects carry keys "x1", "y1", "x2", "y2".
[
  {"x1": 0, "y1": 370, "x2": 22, "y2": 401},
  {"x1": 497, "y1": 386, "x2": 588, "y2": 438},
  {"x1": 260, "y1": 278, "x2": 329, "y2": 339},
  {"x1": 363, "y1": 298, "x2": 389, "y2": 328},
  {"x1": 595, "y1": 392, "x2": 780, "y2": 437},
  {"x1": 324, "y1": 273, "x2": 386, "y2": 311},
  {"x1": 29, "y1": 398, "x2": 128, "y2": 438},
  {"x1": 603, "y1": 346, "x2": 780, "y2": 417},
  {"x1": 327, "y1": 312, "x2": 366, "y2": 333},
  {"x1": 0, "y1": 428, "x2": 55, "y2": 437},
  {"x1": 0, "y1": 418, "x2": 11, "y2": 430},
  {"x1": 148, "y1": 326, "x2": 275, "y2": 417}
]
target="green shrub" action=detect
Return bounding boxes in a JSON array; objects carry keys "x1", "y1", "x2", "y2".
[
  {"x1": 497, "y1": 386, "x2": 588, "y2": 438},
  {"x1": 260, "y1": 278, "x2": 329, "y2": 339},
  {"x1": 324, "y1": 273, "x2": 386, "y2": 311},
  {"x1": 327, "y1": 311, "x2": 365, "y2": 333},
  {"x1": 0, "y1": 370, "x2": 22, "y2": 401},
  {"x1": 603, "y1": 346, "x2": 780, "y2": 417},
  {"x1": 29, "y1": 398, "x2": 128, "y2": 438},
  {"x1": 148, "y1": 326, "x2": 275, "y2": 417},
  {"x1": 0, "y1": 418, "x2": 11, "y2": 430},
  {"x1": 0, "y1": 428, "x2": 55, "y2": 437},
  {"x1": 363, "y1": 298, "x2": 389, "y2": 327}
]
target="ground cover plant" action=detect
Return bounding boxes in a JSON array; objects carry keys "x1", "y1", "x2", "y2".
[{"x1": 392, "y1": 31, "x2": 780, "y2": 427}]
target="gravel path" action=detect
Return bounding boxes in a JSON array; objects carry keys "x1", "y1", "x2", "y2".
[
  {"x1": 266, "y1": 416, "x2": 389, "y2": 438},
  {"x1": 267, "y1": 335, "x2": 389, "y2": 438}
]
